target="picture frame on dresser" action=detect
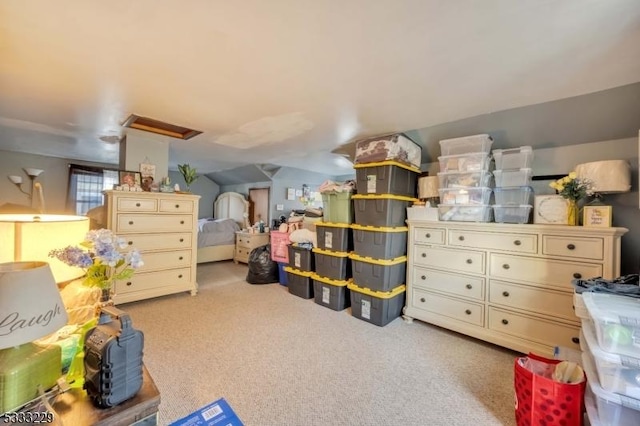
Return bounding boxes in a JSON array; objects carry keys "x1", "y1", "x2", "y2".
[
  {"x1": 583, "y1": 205, "x2": 612, "y2": 228},
  {"x1": 119, "y1": 170, "x2": 142, "y2": 187}
]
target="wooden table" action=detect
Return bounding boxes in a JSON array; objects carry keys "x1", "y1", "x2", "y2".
[{"x1": 51, "y1": 366, "x2": 160, "y2": 426}]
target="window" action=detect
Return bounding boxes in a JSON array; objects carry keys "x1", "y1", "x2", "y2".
[{"x1": 67, "y1": 164, "x2": 119, "y2": 215}]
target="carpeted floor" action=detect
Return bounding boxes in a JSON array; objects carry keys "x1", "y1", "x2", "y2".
[{"x1": 122, "y1": 260, "x2": 519, "y2": 426}]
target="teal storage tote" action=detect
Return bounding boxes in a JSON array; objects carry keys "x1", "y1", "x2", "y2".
[
  {"x1": 352, "y1": 194, "x2": 416, "y2": 227},
  {"x1": 349, "y1": 253, "x2": 406, "y2": 292},
  {"x1": 315, "y1": 222, "x2": 353, "y2": 252},
  {"x1": 311, "y1": 274, "x2": 351, "y2": 311},
  {"x1": 353, "y1": 160, "x2": 420, "y2": 197},
  {"x1": 312, "y1": 248, "x2": 351, "y2": 281},
  {"x1": 351, "y1": 224, "x2": 407, "y2": 260},
  {"x1": 347, "y1": 282, "x2": 406, "y2": 327},
  {"x1": 321, "y1": 191, "x2": 354, "y2": 224},
  {"x1": 284, "y1": 266, "x2": 314, "y2": 299}
]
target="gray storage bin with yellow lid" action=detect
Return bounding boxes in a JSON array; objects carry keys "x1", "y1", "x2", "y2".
[
  {"x1": 349, "y1": 253, "x2": 406, "y2": 292},
  {"x1": 315, "y1": 222, "x2": 353, "y2": 252},
  {"x1": 352, "y1": 194, "x2": 417, "y2": 227},
  {"x1": 311, "y1": 274, "x2": 351, "y2": 311},
  {"x1": 347, "y1": 282, "x2": 406, "y2": 327},
  {"x1": 354, "y1": 160, "x2": 420, "y2": 197},
  {"x1": 312, "y1": 248, "x2": 351, "y2": 281},
  {"x1": 351, "y1": 224, "x2": 408, "y2": 260},
  {"x1": 284, "y1": 266, "x2": 314, "y2": 299}
]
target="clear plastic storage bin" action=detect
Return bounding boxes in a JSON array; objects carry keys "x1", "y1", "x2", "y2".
[
  {"x1": 439, "y1": 187, "x2": 492, "y2": 205},
  {"x1": 581, "y1": 320, "x2": 640, "y2": 399},
  {"x1": 582, "y1": 292, "x2": 640, "y2": 359},
  {"x1": 493, "y1": 205, "x2": 532, "y2": 224},
  {"x1": 437, "y1": 170, "x2": 493, "y2": 188},
  {"x1": 439, "y1": 134, "x2": 493, "y2": 156},
  {"x1": 493, "y1": 168, "x2": 533, "y2": 187},
  {"x1": 492, "y1": 146, "x2": 533, "y2": 169},
  {"x1": 438, "y1": 152, "x2": 492, "y2": 173},
  {"x1": 437, "y1": 204, "x2": 493, "y2": 222},
  {"x1": 493, "y1": 186, "x2": 533, "y2": 205}
]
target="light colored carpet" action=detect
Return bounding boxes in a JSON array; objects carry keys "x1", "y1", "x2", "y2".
[{"x1": 122, "y1": 261, "x2": 519, "y2": 426}]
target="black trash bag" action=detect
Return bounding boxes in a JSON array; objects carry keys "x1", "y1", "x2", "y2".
[{"x1": 246, "y1": 244, "x2": 279, "y2": 284}]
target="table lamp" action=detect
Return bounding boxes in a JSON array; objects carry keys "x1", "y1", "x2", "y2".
[
  {"x1": 418, "y1": 176, "x2": 440, "y2": 207},
  {"x1": 0, "y1": 214, "x2": 89, "y2": 284},
  {"x1": 575, "y1": 160, "x2": 632, "y2": 204},
  {"x1": 0, "y1": 261, "x2": 68, "y2": 413}
]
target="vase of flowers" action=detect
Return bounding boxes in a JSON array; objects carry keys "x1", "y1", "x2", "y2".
[
  {"x1": 549, "y1": 172, "x2": 593, "y2": 226},
  {"x1": 49, "y1": 229, "x2": 144, "y2": 303}
]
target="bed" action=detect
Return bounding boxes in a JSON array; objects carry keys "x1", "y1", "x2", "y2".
[{"x1": 196, "y1": 192, "x2": 249, "y2": 264}]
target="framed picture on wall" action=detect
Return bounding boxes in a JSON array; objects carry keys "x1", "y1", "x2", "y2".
[{"x1": 583, "y1": 205, "x2": 612, "y2": 228}]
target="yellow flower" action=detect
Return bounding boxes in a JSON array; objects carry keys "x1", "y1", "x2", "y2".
[
  {"x1": 561, "y1": 176, "x2": 571, "y2": 184},
  {"x1": 568, "y1": 171, "x2": 577, "y2": 179}
]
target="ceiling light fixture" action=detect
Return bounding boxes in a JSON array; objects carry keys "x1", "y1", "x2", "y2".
[{"x1": 122, "y1": 114, "x2": 202, "y2": 140}]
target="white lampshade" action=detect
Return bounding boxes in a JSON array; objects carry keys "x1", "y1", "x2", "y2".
[
  {"x1": 0, "y1": 261, "x2": 68, "y2": 349},
  {"x1": 418, "y1": 176, "x2": 439, "y2": 199},
  {"x1": 0, "y1": 214, "x2": 89, "y2": 284},
  {"x1": 575, "y1": 160, "x2": 632, "y2": 194},
  {"x1": 8, "y1": 175, "x2": 22, "y2": 184},
  {"x1": 23, "y1": 168, "x2": 44, "y2": 178}
]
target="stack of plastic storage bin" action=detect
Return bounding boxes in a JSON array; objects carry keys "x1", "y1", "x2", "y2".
[
  {"x1": 492, "y1": 146, "x2": 535, "y2": 224},
  {"x1": 580, "y1": 292, "x2": 640, "y2": 425},
  {"x1": 437, "y1": 134, "x2": 494, "y2": 222},
  {"x1": 347, "y1": 133, "x2": 421, "y2": 326}
]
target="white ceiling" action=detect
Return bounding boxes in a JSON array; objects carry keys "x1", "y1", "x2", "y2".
[{"x1": 1, "y1": 0, "x2": 639, "y2": 177}]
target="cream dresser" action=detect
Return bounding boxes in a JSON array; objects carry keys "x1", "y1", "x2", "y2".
[
  {"x1": 234, "y1": 231, "x2": 270, "y2": 264},
  {"x1": 104, "y1": 190, "x2": 200, "y2": 304},
  {"x1": 404, "y1": 220, "x2": 627, "y2": 356}
]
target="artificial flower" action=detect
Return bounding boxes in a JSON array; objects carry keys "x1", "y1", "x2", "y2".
[{"x1": 549, "y1": 172, "x2": 593, "y2": 201}]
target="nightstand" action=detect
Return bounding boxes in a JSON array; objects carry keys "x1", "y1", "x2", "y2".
[{"x1": 234, "y1": 231, "x2": 270, "y2": 264}]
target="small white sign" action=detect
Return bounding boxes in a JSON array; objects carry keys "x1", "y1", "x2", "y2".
[
  {"x1": 322, "y1": 287, "x2": 330, "y2": 304},
  {"x1": 361, "y1": 299, "x2": 371, "y2": 319}
]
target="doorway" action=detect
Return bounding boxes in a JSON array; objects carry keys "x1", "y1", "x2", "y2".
[{"x1": 248, "y1": 187, "x2": 270, "y2": 227}]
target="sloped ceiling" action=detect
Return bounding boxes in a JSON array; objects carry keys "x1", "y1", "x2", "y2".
[{"x1": 0, "y1": 1, "x2": 639, "y2": 178}]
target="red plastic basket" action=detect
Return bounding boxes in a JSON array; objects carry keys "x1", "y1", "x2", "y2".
[{"x1": 270, "y1": 231, "x2": 290, "y2": 263}]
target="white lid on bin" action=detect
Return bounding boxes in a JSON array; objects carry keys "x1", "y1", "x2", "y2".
[
  {"x1": 581, "y1": 319, "x2": 640, "y2": 367},
  {"x1": 582, "y1": 349, "x2": 640, "y2": 411},
  {"x1": 583, "y1": 292, "x2": 640, "y2": 326}
]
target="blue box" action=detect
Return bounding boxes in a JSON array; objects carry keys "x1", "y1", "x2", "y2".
[{"x1": 169, "y1": 397, "x2": 244, "y2": 426}]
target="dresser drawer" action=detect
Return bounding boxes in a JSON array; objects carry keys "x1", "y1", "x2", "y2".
[
  {"x1": 414, "y1": 246, "x2": 485, "y2": 274},
  {"x1": 412, "y1": 289, "x2": 484, "y2": 326},
  {"x1": 117, "y1": 214, "x2": 194, "y2": 233},
  {"x1": 542, "y1": 235, "x2": 604, "y2": 260},
  {"x1": 236, "y1": 233, "x2": 269, "y2": 249},
  {"x1": 235, "y1": 247, "x2": 251, "y2": 263},
  {"x1": 117, "y1": 197, "x2": 158, "y2": 212},
  {"x1": 159, "y1": 198, "x2": 194, "y2": 213},
  {"x1": 412, "y1": 266, "x2": 484, "y2": 300},
  {"x1": 488, "y1": 280, "x2": 577, "y2": 322},
  {"x1": 115, "y1": 267, "x2": 192, "y2": 294},
  {"x1": 488, "y1": 307, "x2": 580, "y2": 351},
  {"x1": 413, "y1": 227, "x2": 446, "y2": 245},
  {"x1": 137, "y1": 249, "x2": 192, "y2": 272},
  {"x1": 122, "y1": 233, "x2": 192, "y2": 251},
  {"x1": 489, "y1": 253, "x2": 602, "y2": 291},
  {"x1": 449, "y1": 229, "x2": 537, "y2": 254}
]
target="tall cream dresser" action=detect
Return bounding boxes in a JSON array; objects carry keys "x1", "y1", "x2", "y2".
[
  {"x1": 104, "y1": 190, "x2": 200, "y2": 304},
  {"x1": 404, "y1": 220, "x2": 627, "y2": 356}
]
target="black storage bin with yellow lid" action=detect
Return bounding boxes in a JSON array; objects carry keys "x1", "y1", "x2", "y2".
[
  {"x1": 284, "y1": 266, "x2": 314, "y2": 299},
  {"x1": 349, "y1": 253, "x2": 406, "y2": 293},
  {"x1": 354, "y1": 160, "x2": 420, "y2": 197},
  {"x1": 351, "y1": 224, "x2": 408, "y2": 260},
  {"x1": 311, "y1": 274, "x2": 351, "y2": 311},
  {"x1": 287, "y1": 244, "x2": 315, "y2": 272},
  {"x1": 352, "y1": 194, "x2": 416, "y2": 227},
  {"x1": 315, "y1": 222, "x2": 353, "y2": 252},
  {"x1": 313, "y1": 248, "x2": 351, "y2": 281},
  {"x1": 347, "y1": 283, "x2": 406, "y2": 327}
]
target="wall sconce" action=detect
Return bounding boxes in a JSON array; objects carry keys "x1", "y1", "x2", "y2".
[{"x1": 7, "y1": 168, "x2": 44, "y2": 207}]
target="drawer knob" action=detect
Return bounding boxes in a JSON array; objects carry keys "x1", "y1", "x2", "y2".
[
  {"x1": 466, "y1": 259, "x2": 472, "y2": 264},
  {"x1": 465, "y1": 309, "x2": 471, "y2": 315},
  {"x1": 466, "y1": 284, "x2": 472, "y2": 289},
  {"x1": 421, "y1": 275, "x2": 426, "y2": 280},
  {"x1": 129, "y1": 221, "x2": 134, "y2": 225},
  {"x1": 573, "y1": 273, "x2": 582, "y2": 279},
  {"x1": 502, "y1": 291, "x2": 510, "y2": 297},
  {"x1": 502, "y1": 264, "x2": 510, "y2": 270},
  {"x1": 420, "y1": 297, "x2": 426, "y2": 303},
  {"x1": 180, "y1": 220, "x2": 185, "y2": 225},
  {"x1": 128, "y1": 241, "x2": 133, "y2": 245},
  {"x1": 175, "y1": 204, "x2": 180, "y2": 208},
  {"x1": 458, "y1": 236, "x2": 465, "y2": 241},
  {"x1": 126, "y1": 281, "x2": 132, "y2": 286},
  {"x1": 179, "y1": 256, "x2": 184, "y2": 260},
  {"x1": 513, "y1": 240, "x2": 521, "y2": 246},
  {"x1": 421, "y1": 253, "x2": 427, "y2": 258},
  {"x1": 501, "y1": 319, "x2": 509, "y2": 325},
  {"x1": 180, "y1": 238, "x2": 184, "y2": 242},
  {"x1": 567, "y1": 243, "x2": 576, "y2": 250},
  {"x1": 178, "y1": 274, "x2": 183, "y2": 279},
  {"x1": 425, "y1": 233, "x2": 431, "y2": 238},
  {"x1": 571, "y1": 337, "x2": 580, "y2": 344},
  {"x1": 136, "y1": 203, "x2": 141, "y2": 207}
]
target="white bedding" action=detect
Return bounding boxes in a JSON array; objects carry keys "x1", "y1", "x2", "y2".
[{"x1": 197, "y1": 218, "x2": 240, "y2": 248}]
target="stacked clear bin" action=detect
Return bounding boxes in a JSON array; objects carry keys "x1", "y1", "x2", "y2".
[
  {"x1": 437, "y1": 134, "x2": 494, "y2": 222},
  {"x1": 580, "y1": 292, "x2": 640, "y2": 425},
  {"x1": 491, "y1": 146, "x2": 534, "y2": 224}
]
